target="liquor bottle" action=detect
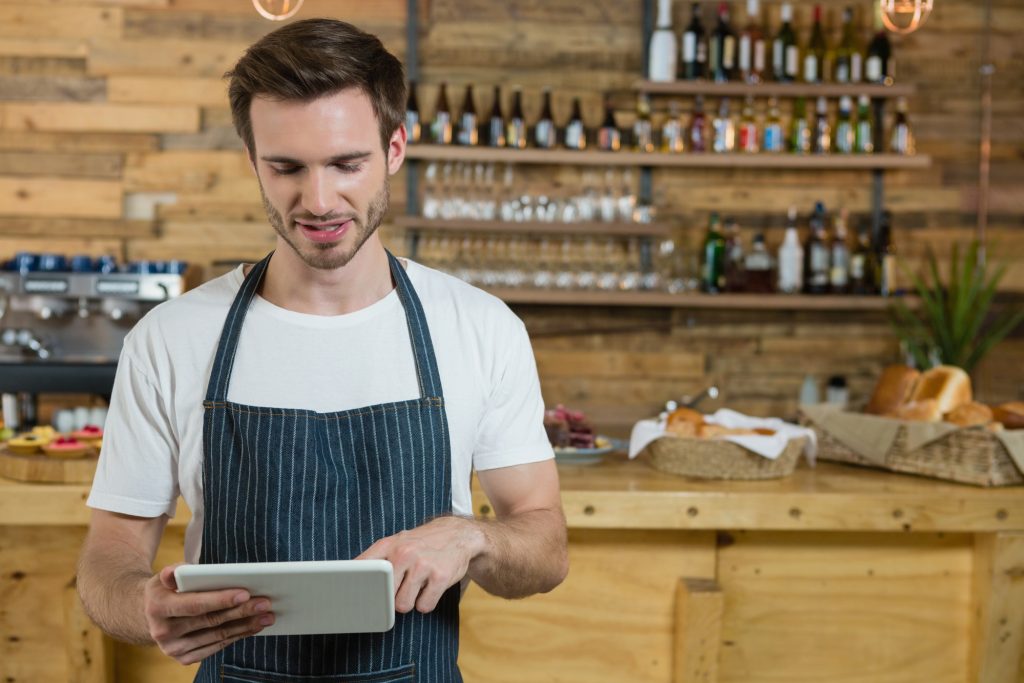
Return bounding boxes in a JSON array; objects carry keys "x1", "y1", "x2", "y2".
[
  {"x1": 648, "y1": 0, "x2": 678, "y2": 82},
  {"x1": 689, "y1": 95, "x2": 707, "y2": 152},
  {"x1": 803, "y1": 201, "x2": 830, "y2": 294},
  {"x1": 777, "y1": 206, "x2": 804, "y2": 294},
  {"x1": 773, "y1": 3, "x2": 799, "y2": 83},
  {"x1": 723, "y1": 217, "x2": 747, "y2": 291},
  {"x1": 563, "y1": 96, "x2": 587, "y2": 150},
  {"x1": 702, "y1": 212, "x2": 727, "y2": 293},
  {"x1": 506, "y1": 87, "x2": 527, "y2": 149},
  {"x1": 534, "y1": 88, "x2": 556, "y2": 149},
  {"x1": 486, "y1": 85, "x2": 505, "y2": 147},
  {"x1": 738, "y1": 95, "x2": 759, "y2": 153},
  {"x1": 811, "y1": 96, "x2": 830, "y2": 154},
  {"x1": 405, "y1": 81, "x2": 422, "y2": 144},
  {"x1": 709, "y1": 2, "x2": 737, "y2": 82},
  {"x1": 456, "y1": 83, "x2": 478, "y2": 146},
  {"x1": 834, "y1": 7, "x2": 861, "y2": 83},
  {"x1": 829, "y1": 208, "x2": 851, "y2": 293},
  {"x1": 681, "y1": 3, "x2": 708, "y2": 80},
  {"x1": 762, "y1": 96, "x2": 784, "y2": 152},
  {"x1": 431, "y1": 82, "x2": 452, "y2": 144},
  {"x1": 889, "y1": 96, "x2": 915, "y2": 154},
  {"x1": 865, "y1": 3, "x2": 893, "y2": 85},
  {"x1": 849, "y1": 223, "x2": 878, "y2": 294},
  {"x1": 661, "y1": 100, "x2": 685, "y2": 152},
  {"x1": 634, "y1": 93, "x2": 655, "y2": 152},
  {"x1": 854, "y1": 95, "x2": 873, "y2": 153},
  {"x1": 712, "y1": 97, "x2": 736, "y2": 153},
  {"x1": 790, "y1": 96, "x2": 810, "y2": 154},
  {"x1": 877, "y1": 210, "x2": 897, "y2": 296},
  {"x1": 598, "y1": 96, "x2": 621, "y2": 151},
  {"x1": 738, "y1": 0, "x2": 766, "y2": 84},
  {"x1": 744, "y1": 233, "x2": 775, "y2": 293},
  {"x1": 834, "y1": 95, "x2": 854, "y2": 153},
  {"x1": 804, "y1": 4, "x2": 827, "y2": 83}
]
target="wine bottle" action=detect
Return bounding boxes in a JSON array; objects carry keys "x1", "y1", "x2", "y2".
[
  {"x1": 405, "y1": 80, "x2": 421, "y2": 144},
  {"x1": 854, "y1": 95, "x2": 873, "y2": 153},
  {"x1": 634, "y1": 93, "x2": 655, "y2": 152},
  {"x1": 702, "y1": 212, "x2": 727, "y2": 293},
  {"x1": 876, "y1": 210, "x2": 897, "y2": 296},
  {"x1": 773, "y1": 3, "x2": 799, "y2": 82},
  {"x1": 506, "y1": 87, "x2": 527, "y2": 149},
  {"x1": 456, "y1": 83, "x2": 478, "y2": 146},
  {"x1": 834, "y1": 7, "x2": 861, "y2": 83},
  {"x1": 598, "y1": 96, "x2": 621, "y2": 151},
  {"x1": 812, "y1": 96, "x2": 830, "y2": 154},
  {"x1": 689, "y1": 95, "x2": 707, "y2": 152},
  {"x1": 648, "y1": 0, "x2": 678, "y2": 82},
  {"x1": 889, "y1": 96, "x2": 915, "y2": 154},
  {"x1": 849, "y1": 222, "x2": 878, "y2": 294},
  {"x1": 662, "y1": 100, "x2": 685, "y2": 153},
  {"x1": 830, "y1": 208, "x2": 850, "y2": 293},
  {"x1": 709, "y1": 2, "x2": 736, "y2": 82},
  {"x1": 534, "y1": 88, "x2": 556, "y2": 149},
  {"x1": 762, "y1": 96, "x2": 784, "y2": 152},
  {"x1": 865, "y1": 3, "x2": 892, "y2": 85},
  {"x1": 738, "y1": 0, "x2": 765, "y2": 84},
  {"x1": 834, "y1": 95, "x2": 854, "y2": 153},
  {"x1": 680, "y1": 3, "x2": 707, "y2": 80},
  {"x1": 803, "y1": 201, "x2": 830, "y2": 294},
  {"x1": 431, "y1": 82, "x2": 452, "y2": 144},
  {"x1": 790, "y1": 96, "x2": 810, "y2": 154},
  {"x1": 712, "y1": 97, "x2": 735, "y2": 153},
  {"x1": 486, "y1": 85, "x2": 505, "y2": 147},
  {"x1": 563, "y1": 96, "x2": 587, "y2": 150},
  {"x1": 804, "y1": 4, "x2": 827, "y2": 83},
  {"x1": 777, "y1": 206, "x2": 804, "y2": 294},
  {"x1": 738, "y1": 95, "x2": 758, "y2": 153}
]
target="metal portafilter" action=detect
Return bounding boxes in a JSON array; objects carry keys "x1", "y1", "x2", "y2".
[{"x1": 663, "y1": 385, "x2": 721, "y2": 415}]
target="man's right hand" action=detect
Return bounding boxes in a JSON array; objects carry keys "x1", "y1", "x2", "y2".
[{"x1": 143, "y1": 564, "x2": 275, "y2": 665}]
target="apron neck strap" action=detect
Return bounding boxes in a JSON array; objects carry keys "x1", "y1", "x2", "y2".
[{"x1": 205, "y1": 250, "x2": 443, "y2": 402}]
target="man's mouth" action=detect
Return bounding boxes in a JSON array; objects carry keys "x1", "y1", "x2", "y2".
[{"x1": 295, "y1": 218, "x2": 353, "y2": 243}]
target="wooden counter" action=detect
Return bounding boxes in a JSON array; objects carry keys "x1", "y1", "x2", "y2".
[{"x1": 2, "y1": 457, "x2": 1022, "y2": 683}]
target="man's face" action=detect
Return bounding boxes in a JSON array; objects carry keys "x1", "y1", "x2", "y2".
[{"x1": 248, "y1": 88, "x2": 405, "y2": 271}]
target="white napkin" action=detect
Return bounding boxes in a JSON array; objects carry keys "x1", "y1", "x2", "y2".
[{"x1": 628, "y1": 408, "x2": 817, "y2": 465}]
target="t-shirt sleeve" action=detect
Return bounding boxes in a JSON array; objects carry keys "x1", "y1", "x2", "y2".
[
  {"x1": 86, "y1": 348, "x2": 180, "y2": 518},
  {"x1": 472, "y1": 316, "x2": 554, "y2": 471}
]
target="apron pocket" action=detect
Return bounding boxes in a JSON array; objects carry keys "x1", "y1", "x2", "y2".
[{"x1": 222, "y1": 663, "x2": 415, "y2": 683}]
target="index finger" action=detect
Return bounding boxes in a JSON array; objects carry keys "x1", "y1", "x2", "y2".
[
  {"x1": 355, "y1": 537, "x2": 391, "y2": 561},
  {"x1": 163, "y1": 587, "x2": 251, "y2": 618}
]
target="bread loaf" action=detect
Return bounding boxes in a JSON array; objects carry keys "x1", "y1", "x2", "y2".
[
  {"x1": 909, "y1": 365, "x2": 972, "y2": 414},
  {"x1": 865, "y1": 365, "x2": 920, "y2": 415},
  {"x1": 887, "y1": 399, "x2": 942, "y2": 422},
  {"x1": 992, "y1": 401, "x2": 1024, "y2": 430},
  {"x1": 944, "y1": 402, "x2": 993, "y2": 428},
  {"x1": 666, "y1": 407, "x2": 704, "y2": 437}
]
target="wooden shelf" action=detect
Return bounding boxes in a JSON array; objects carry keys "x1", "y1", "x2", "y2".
[
  {"x1": 635, "y1": 80, "x2": 915, "y2": 99},
  {"x1": 405, "y1": 145, "x2": 930, "y2": 170},
  {"x1": 394, "y1": 217, "x2": 673, "y2": 237},
  {"x1": 483, "y1": 288, "x2": 914, "y2": 310}
]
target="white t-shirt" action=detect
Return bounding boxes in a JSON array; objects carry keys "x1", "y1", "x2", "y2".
[{"x1": 87, "y1": 260, "x2": 554, "y2": 563}]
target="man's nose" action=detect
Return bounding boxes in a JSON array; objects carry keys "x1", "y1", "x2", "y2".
[{"x1": 301, "y1": 170, "x2": 333, "y2": 217}]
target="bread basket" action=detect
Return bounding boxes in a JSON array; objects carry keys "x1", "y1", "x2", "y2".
[{"x1": 644, "y1": 435, "x2": 806, "y2": 480}]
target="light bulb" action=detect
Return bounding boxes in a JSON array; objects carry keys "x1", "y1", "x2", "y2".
[
  {"x1": 879, "y1": 0, "x2": 933, "y2": 35},
  {"x1": 252, "y1": 0, "x2": 304, "y2": 21}
]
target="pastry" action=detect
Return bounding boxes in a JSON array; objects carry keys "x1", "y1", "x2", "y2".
[
  {"x1": 992, "y1": 402, "x2": 1024, "y2": 430},
  {"x1": 544, "y1": 405, "x2": 596, "y2": 449},
  {"x1": 42, "y1": 437, "x2": 91, "y2": 459},
  {"x1": 698, "y1": 424, "x2": 759, "y2": 438},
  {"x1": 865, "y1": 365, "x2": 920, "y2": 415},
  {"x1": 6, "y1": 433, "x2": 48, "y2": 455},
  {"x1": 908, "y1": 365, "x2": 972, "y2": 415},
  {"x1": 71, "y1": 424, "x2": 104, "y2": 447},
  {"x1": 944, "y1": 402, "x2": 993, "y2": 428},
  {"x1": 887, "y1": 399, "x2": 942, "y2": 422},
  {"x1": 666, "y1": 407, "x2": 704, "y2": 438}
]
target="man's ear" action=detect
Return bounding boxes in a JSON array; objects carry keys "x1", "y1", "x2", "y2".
[{"x1": 386, "y1": 124, "x2": 407, "y2": 176}]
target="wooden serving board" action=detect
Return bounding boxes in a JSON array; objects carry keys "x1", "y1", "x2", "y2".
[{"x1": 0, "y1": 445, "x2": 98, "y2": 484}]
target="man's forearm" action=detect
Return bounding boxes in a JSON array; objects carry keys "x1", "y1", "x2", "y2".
[
  {"x1": 466, "y1": 507, "x2": 569, "y2": 599},
  {"x1": 77, "y1": 542, "x2": 154, "y2": 645}
]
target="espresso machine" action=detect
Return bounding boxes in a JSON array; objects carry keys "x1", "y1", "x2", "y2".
[{"x1": 0, "y1": 253, "x2": 192, "y2": 428}]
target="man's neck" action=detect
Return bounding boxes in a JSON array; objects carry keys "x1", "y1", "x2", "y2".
[{"x1": 256, "y1": 238, "x2": 395, "y2": 316}]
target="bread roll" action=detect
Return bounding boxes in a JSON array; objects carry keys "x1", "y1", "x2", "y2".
[
  {"x1": 698, "y1": 424, "x2": 759, "y2": 438},
  {"x1": 909, "y1": 365, "x2": 972, "y2": 414},
  {"x1": 944, "y1": 402, "x2": 993, "y2": 428},
  {"x1": 992, "y1": 401, "x2": 1024, "y2": 430},
  {"x1": 666, "y1": 407, "x2": 704, "y2": 437},
  {"x1": 865, "y1": 365, "x2": 921, "y2": 415},
  {"x1": 887, "y1": 399, "x2": 942, "y2": 422}
]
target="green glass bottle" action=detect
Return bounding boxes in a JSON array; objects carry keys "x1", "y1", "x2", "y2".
[{"x1": 702, "y1": 212, "x2": 727, "y2": 293}]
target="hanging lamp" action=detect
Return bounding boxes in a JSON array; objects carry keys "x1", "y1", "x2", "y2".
[
  {"x1": 879, "y1": 0, "x2": 933, "y2": 35},
  {"x1": 252, "y1": 0, "x2": 304, "y2": 21}
]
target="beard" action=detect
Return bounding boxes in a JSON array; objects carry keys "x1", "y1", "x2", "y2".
[{"x1": 259, "y1": 177, "x2": 390, "y2": 271}]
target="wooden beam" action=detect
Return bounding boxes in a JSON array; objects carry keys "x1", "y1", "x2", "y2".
[
  {"x1": 970, "y1": 532, "x2": 1024, "y2": 683},
  {"x1": 0, "y1": 177, "x2": 122, "y2": 219},
  {"x1": 2, "y1": 103, "x2": 199, "y2": 134},
  {"x1": 674, "y1": 578, "x2": 723, "y2": 683},
  {"x1": 63, "y1": 578, "x2": 114, "y2": 683}
]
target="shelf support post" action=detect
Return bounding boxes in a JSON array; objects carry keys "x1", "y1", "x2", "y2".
[{"x1": 405, "y1": 0, "x2": 421, "y2": 259}]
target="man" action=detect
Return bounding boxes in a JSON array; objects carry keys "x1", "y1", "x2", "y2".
[{"x1": 77, "y1": 18, "x2": 568, "y2": 682}]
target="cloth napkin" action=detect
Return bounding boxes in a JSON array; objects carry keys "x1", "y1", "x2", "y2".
[{"x1": 628, "y1": 408, "x2": 818, "y2": 464}]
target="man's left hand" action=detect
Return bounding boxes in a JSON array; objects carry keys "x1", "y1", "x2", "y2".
[{"x1": 356, "y1": 516, "x2": 485, "y2": 614}]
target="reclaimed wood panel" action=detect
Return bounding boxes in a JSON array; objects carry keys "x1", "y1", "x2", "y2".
[
  {"x1": 2, "y1": 102, "x2": 199, "y2": 133},
  {"x1": 0, "y1": 177, "x2": 122, "y2": 218},
  {"x1": 0, "y1": 6, "x2": 122, "y2": 41},
  {"x1": 107, "y1": 76, "x2": 227, "y2": 106}
]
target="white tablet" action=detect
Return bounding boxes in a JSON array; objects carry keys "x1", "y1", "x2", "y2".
[{"x1": 174, "y1": 560, "x2": 395, "y2": 637}]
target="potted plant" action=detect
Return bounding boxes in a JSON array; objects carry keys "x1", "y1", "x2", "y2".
[{"x1": 890, "y1": 241, "x2": 1024, "y2": 373}]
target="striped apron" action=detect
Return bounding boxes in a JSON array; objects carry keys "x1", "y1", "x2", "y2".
[{"x1": 194, "y1": 251, "x2": 461, "y2": 683}]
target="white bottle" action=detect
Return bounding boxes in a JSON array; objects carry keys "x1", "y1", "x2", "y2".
[
  {"x1": 648, "y1": 0, "x2": 678, "y2": 82},
  {"x1": 777, "y1": 207, "x2": 803, "y2": 293}
]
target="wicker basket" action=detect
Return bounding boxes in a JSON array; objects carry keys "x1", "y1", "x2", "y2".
[
  {"x1": 812, "y1": 422, "x2": 1023, "y2": 487},
  {"x1": 644, "y1": 436, "x2": 806, "y2": 480}
]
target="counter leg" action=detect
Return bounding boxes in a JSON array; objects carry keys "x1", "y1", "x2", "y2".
[
  {"x1": 63, "y1": 577, "x2": 114, "y2": 683},
  {"x1": 970, "y1": 532, "x2": 1024, "y2": 682},
  {"x1": 673, "y1": 577, "x2": 723, "y2": 683}
]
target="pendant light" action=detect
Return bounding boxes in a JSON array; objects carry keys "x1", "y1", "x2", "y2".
[
  {"x1": 252, "y1": 0, "x2": 304, "y2": 21},
  {"x1": 879, "y1": 0, "x2": 933, "y2": 35}
]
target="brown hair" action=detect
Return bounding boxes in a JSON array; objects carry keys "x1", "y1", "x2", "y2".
[{"x1": 225, "y1": 18, "x2": 406, "y2": 158}]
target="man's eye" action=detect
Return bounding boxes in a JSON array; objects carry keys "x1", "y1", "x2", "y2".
[
  {"x1": 335, "y1": 163, "x2": 362, "y2": 173},
  {"x1": 271, "y1": 165, "x2": 300, "y2": 175}
]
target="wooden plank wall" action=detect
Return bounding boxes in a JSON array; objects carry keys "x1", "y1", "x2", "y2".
[{"x1": 0, "y1": 0, "x2": 1021, "y2": 427}]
